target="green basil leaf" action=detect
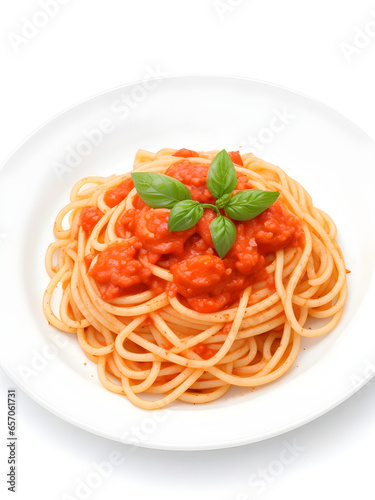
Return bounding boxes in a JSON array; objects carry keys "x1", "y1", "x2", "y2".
[
  {"x1": 209, "y1": 215, "x2": 237, "y2": 259},
  {"x1": 207, "y1": 150, "x2": 237, "y2": 199},
  {"x1": 168, "y1": 200, "x2": 204, "y2": 232},
  {"x1": 131, "y1": 172, "x2": 191, "y2": 208},
  {"x1": 225, "y1": 189, "x2": 280, "y2": 221}
]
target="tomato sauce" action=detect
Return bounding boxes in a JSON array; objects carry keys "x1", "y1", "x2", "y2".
[
  {"x1": 228, "y1": 150, "x2": 243, "y2": 166},
  {"x1": 173, "y1": 148, "x2": 199, "y2": 158},
  {"x1": 87, "y1": 153, "x2": 304, "y2": 312},
  {"x1": 88, "y1": 239, "x2": 151, "y2": 300},
  {"x1": 165, "y1": 158, "x2": 250, "y2": 204},
  {"x1": 193, "y1": 343, "x2": 219, "y2": 360},
  {"x1": 80, "y1": 207, "x2": 103, "y2": 235},
  {"x1": 166, "y1": 160, "x2": 214, "y2": 204},
  {"x1": 103, "y1": 178, "x2": 134, "y2": 208},
  {"x1": 134, "y1": 208, "x2": 196, "y2": 255}
]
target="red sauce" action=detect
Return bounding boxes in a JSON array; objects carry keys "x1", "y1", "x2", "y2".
[
  {"x1": 80, "y1": 207, "x2": 103, "y2": 235},
  {"x1": 84, "y1": 254, "x2": 95, "y2": 268},
  {"x1": 88, "y1": 152, "x2": 304, "y2": 312},
  {"x1": 103, "y1": 178, "x2": 134, "y2": 208},
  {"x1": 173, "y1": 148, "x2": 199, "y2": 158},
  {"x1": 193, "y1": 343, "x2": 219, "y2": 360},
  {"x1": 88, "y1": 239, "x2": 152, "y2": 300},
  {"x1": 166, "y1": 160, "x2": 214, "y2": 203},
  {"x1": 228, "y1": 150, "x2": 244, "y2": 166},
  {"x1": 134, "y1": 208, "x2": 196, "y2": 255},
  {"x1": 165, "y1": 159, "x2": 251, "y2": 204}
]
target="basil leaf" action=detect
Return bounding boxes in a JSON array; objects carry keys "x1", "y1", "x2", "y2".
[
  {"x1": 207, "y1": 150, "x2": 237, "y2": 199},
  {"x1": 168, "y1": 200, "x2": 204, "y2": 232},
  {"x1": 225, "y1": 189, "x2": 280, "y2": 221},
  {"x1": 209, "y1": 215, "x2": 237, "y2": 259},
  {"x1": 131, "y1": 172, "x2": 191, "y2": 208}
]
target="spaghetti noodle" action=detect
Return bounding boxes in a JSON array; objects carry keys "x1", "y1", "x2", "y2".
[{"x1": 43, "y1": 148, "x2": 347, "y2": 409}]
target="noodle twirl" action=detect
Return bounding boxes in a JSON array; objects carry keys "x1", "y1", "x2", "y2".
[{"x1": 43, "y1": 148, "x2": 347, "y2": 409}]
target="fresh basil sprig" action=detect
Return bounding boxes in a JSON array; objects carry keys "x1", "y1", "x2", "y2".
[{"x1": 131, "y1": 150, "x2": 280, "y2": 258}]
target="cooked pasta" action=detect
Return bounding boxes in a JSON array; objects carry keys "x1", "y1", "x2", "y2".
[{"x1": 43, "y1": 148, "x2": 347, "y2": 409}]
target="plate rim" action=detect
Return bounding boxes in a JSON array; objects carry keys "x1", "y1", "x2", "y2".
[{"x1": 2, "y1": 73, "x2": 375, "y2": 173}]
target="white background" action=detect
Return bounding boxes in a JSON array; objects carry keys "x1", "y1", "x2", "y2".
[{"x1": 1, "y1": 0, "x2": 375, "y2": 498}]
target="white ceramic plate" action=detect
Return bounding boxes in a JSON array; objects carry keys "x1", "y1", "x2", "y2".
[{"x1": 0, "y1": 76, "x2": 374, "y2": 450}]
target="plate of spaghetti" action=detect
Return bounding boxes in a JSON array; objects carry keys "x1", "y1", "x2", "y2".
[{"x1": 0, "y1": 76, "x2": 374, "y2": 450}]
